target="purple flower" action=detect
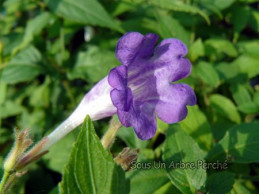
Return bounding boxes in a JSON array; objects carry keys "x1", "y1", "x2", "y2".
[
  {"x1": 39, "y1": 32, "x2": 196, "y2": 153},
  {"x1": 108, "y1": 32, "x2": 196, "y2": 140}
]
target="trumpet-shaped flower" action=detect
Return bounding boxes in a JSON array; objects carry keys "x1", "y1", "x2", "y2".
[
  {"x1": 108, "y1": 32, "x2": 196, "y2": 140},
  {"x1": 36, "y1": 32, "x2": 196, "y2": 155}
]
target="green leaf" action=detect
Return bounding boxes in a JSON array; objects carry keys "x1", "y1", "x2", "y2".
[
  {"x1": 216, "y1": 54, "x2": 259, "y2": 83},
  {"x1": 207, "y1": 122, "x2": 259, "y2": 163},
  {"x1": 253, "y1": 89, "x2": 259, "y2": 106},
  {"x1": 206, "y1": 171, "x2": 235, "y2": 194},
  {"x1": 128, "y1": 168, "x2": 180, "y2": 194},
  {"x1": 211, "y1": 115, "x2": 235, "y2": 141},
  {"x1": 215, "y1": 62, "x2": 240, "y2": 82},
  {"x1": 1, "y1": 33, "x2": 23, "y2": 57},
  {"x1": 195, "y1": 61, "x2": 220, "y2": 87},
  {"x1": 205, "y1": 39, "x2": 238, "y2": 57},
  {"x1": 188, "y1": 38, "x2": 205, "y2": 62},
  {"x1": 67, "y1": 46, "x2": 119, "y2": 83},
  {"x1": 60, "y1": 116, "x2": 129, "y2": 194},
  {"x1": 209, "y1": 94, "x2": 241, "y2": 123},
  {"x1": 43, "y1": 130, "x2": 79, "y2": 173},
  {"x1": 0, "y1": 100, "x2": 24, "y2": 119},
  {"x1": 163, "y1": 125, "x2": 207, "y2": 194},
  {"x1": 231, "y1": 84, "x2": 252, "y2": 106},
  {"x1": 149, "y1": 0, "x2": 210, "y2": 24},
  {"x1": 237, "y1": 40, "x2": 259, "y2": 58},
  {"x1": 231, "y1": 54, "x2": 259, "y2": 79},
  {"x1": 230, "y1": 179, "x2": 257, "y2": 194},
  {"x1": 213, "y1": 0, "x2": 236, "y2": 10},
  {"x1": 2, "y1": 46, "x2": 43, "y2": 84},
  {"x1": 230, "y1": 5, "x2": 250, "y2": 41},
  {"x1": 248, "y1": 9, "x2": 259, "y2": 32},
  {"x1": 231, "y1": 84, "x2": 258, "y2": 114},
  {"x1": 155, "y1": 11, "x2": 190, "y2": 46},
  {"x1": 180, "y1": 105, "x2": 213, "y2": 151},
  {"x1": 45, "y1": 0, "x2": 123, "y2": 32},
  {"x1": 0, "y1": 82, "x2": 7, "y2": 105},
  {"x1": 14, "y1": 12, "x2": 54, "y2": 53},
  {"x1": 237, "y1": 102, "x2": 258, "y2": 114}
]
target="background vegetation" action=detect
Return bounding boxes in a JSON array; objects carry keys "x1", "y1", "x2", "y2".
[{"x1": 0, "y1": 0, "x2": 259, "y2": 193}]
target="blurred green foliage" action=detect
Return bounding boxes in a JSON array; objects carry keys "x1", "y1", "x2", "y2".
[{"x1": 0, "y1": 0, "x2": 259, "y2": 194}]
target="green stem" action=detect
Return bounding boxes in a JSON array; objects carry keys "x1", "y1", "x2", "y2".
[
  {"x1": 101, "y1": 118, "x2": 122, "y2": 150},
  {"x1": 0, "y1": 171, "x2": 11, "y2": 193}
]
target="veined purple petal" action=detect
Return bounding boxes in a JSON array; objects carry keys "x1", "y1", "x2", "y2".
[
  {"x1": 132, "y1": 106, "x2": 157, "y2": 140},
  {"x1": 153, "y1": 39, "x2": 192, "y2": 82},
  {"x1": 116, "y1": 32, "x2": 144, "y2": 66},
  {"x1": 118, "y1": 103, "x2": 157, "y2": 140},
  {"x1": 154, "y1": 38, "x2": 188, "y2": 60},
  {"x1": 108, "y1": 66, "x2": 127, "y2": 90},
  {"x1": 155, "y1": 83, "x2": 196, "y2": 123},
  {"x1": 110, "y1": 87, "x2": 133, "y2": 112},
  {"x1": 116, "y1": 32, "x2": 159, "y2": 66}
]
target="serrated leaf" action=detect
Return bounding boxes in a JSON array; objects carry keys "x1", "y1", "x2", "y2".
[
  {"x1": 180, "y1": 105, "x2": 213, "y2": 151},
  {"x1": 209, "y1": 94, "x2": 241, "y2": 123},
  {"x1": 207, "y1": 122, "x2": 259, "y2": 163},
  {"x1": 60, "y1": 116, "x2": 129, "y2": 194},
  {"x1": 206, "y1": 171, "x2": 235, "y2": 194},
  {"x1": 45, "y1": 0, "x2": 123, "y2": 32},
  {"x1": 163, "y1": 125, "x2": 207, "y2": 194}
]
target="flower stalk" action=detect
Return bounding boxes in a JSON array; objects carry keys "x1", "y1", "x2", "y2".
[{"x1": 101, "y1": 117, "x2": 122, "y2": 150}]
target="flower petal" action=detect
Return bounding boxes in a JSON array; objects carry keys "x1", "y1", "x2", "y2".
[
  {"x1": 116, "y1": 32, "x2": 144, "y2": 65},
  {"x1": 110, "y1": 88, "x2": 133, "y2": 112},
  {"x1": 116, "y1": 32, "x2": 159, "y2": 65},
  {"x1": 132, "y1": 103, "x2": 157, "y2": 140},
  {"x1": 117, "y1": 103, "x2": 157, "y2": 140},
  {"x1": 153, "y1": 39, "x2": 191, "y2": 82},
  {"x1": 155, "y1": 83, "x2": 196, "y2": 123},
  {"x1": 154, "y1": 38, "x2": 188, "y2": 60},
  {"x1": 108, "y1": 65, "x2": 127, "y2": 90},
  {"x1": 138, "y1": 33, "x2": 159, "y2": 57}
]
